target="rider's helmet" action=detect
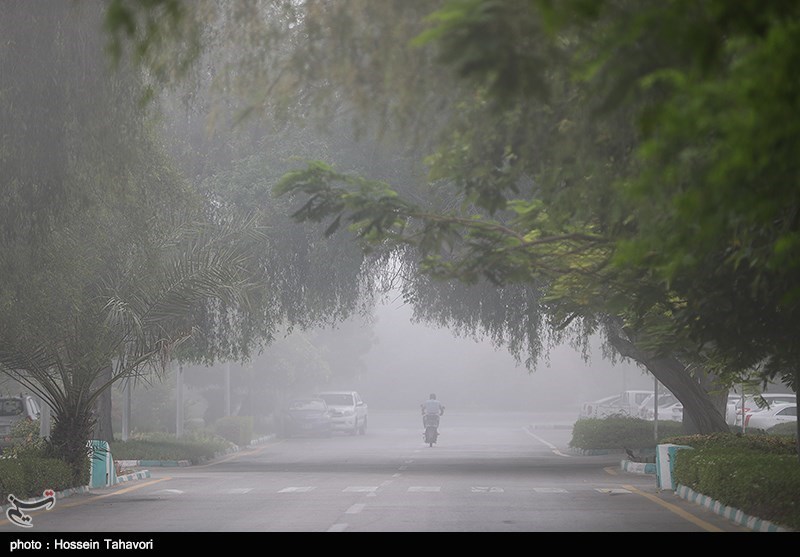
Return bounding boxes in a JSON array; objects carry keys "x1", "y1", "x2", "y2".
[{"x1": 430, "y1": 393, "x2": 436, "y2": 400}]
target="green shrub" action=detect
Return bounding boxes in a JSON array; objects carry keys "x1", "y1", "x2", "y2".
[
  {"x1": 2, "y1": 418, "x2": 47, "y2": 458},
  {"x1": 110, "y1": 430, "x2": 232, "y2": 463},
  {"x1": 766, "y1": 422, "x2": 798, "y2": 437},
  {"x1": 570, "y1": 415, "x2": 684, "y2": 450},
  {"x1": 673, "y1": 447, "x2": 800, "y2": 531},
  {"x1": 663, "y1": 432, "x2": 797, "y2": 454},
  {"x1": 0, "y1": 457, "x2": 76, "y2": 500},
  {"x1": 214, "y1": 416, "x2": 254, "y2": 447}
]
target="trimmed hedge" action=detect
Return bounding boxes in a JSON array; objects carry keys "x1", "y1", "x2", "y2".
[
  {"x1": 110, "y1": 431, "x2": 233, "y2": 463},
  {"x1": 663, "y1": 432, "x2": 797, "y2": 454},
  {"x1": 0, "y1": 457, "x2": 75, "y2": 500},
  {"x1": 570, "y1": 415, "x2": 684, "y2": 450},
  {"x1": 672, "y1": 446, "x2": 800, "y2": 531}
]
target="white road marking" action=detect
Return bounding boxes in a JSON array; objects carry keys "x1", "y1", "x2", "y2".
[
  {"x1": 408, "y1": 486, "x2": 440, "y2": 492},
  {"x1": 345, "y1": 504, "x2": 365, "y2": 514},
  {"x1": 343, "y1": 486, "x2": 378, "y2": 492},
  {"x1": 328, "y1": 523, "x2": 348, "y2": 532},
  {"x1": 524, "y1": 426, "x2": 572, "y2": 457},
  {"x1": 278, "y1": 486, "x2": 315, "y2": 493},
  {"x1": 156, "y1": 489, "x2": 184, "y2": 494},
  {"x1": 532, "y1": 487, "x2": 567, "y2": 493},
  {"x1": 392, "y1": 473, "x2": 401, "y2": 478},
  {"x1": 471, "y1": 486, "x2": 504, "y2": 493},
  {"x1": 595, "y1": 488, "x2": 631, "y2": 494},
  {"x1": 227, "y1": 488, "x2": 253, "y2": 494}
]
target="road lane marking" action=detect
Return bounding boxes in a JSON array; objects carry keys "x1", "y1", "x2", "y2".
[
  {"x1": 604, "y1": 467, "x2": 618, "y2": 476},
  {"x1": 623, "y1": 484, "x2": 724, "y2": 532},
  {"x1": 532, "y1": 487, "x2": 567, "y2": 493},
  {"x1": 155, "y1": 489, "x2": 184, "y2": 494},
  {"x1": 227, "y1": 488, "x2": 253, "y2": 494},
  {"x1": 595, "y1": 488, "x2": 631, "y2": 494},
  {"x1": 343, "y1": 486, "x2": 378, "y2": 492},
  {"x1": 279, "y1": 486, "x2": 315, "y2": 493},
  {"x1": 408, "y1": 486, "x2": 440, "y2": 492},
  {"x1": 524, "y1": 427, "x2": 571, "y2": 457},
  {"x1": 392, "y1": 473, "x2": 401, "y2": 478},
  {"x1": 346, "y1": 504, "x2": 365, "y2": 514},
  {"x1": 328, "y1": 523, "x2": 348, "y2": 532},
  {"x1": 471, "y1": 487, "x2": 504, "y2": 493},
  {"x1": 191, "y1": 443, "x2": 273, "y2": 468}
]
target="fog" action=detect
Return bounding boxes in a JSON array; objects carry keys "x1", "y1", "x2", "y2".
[{"x1": 338, "y1": 298, "x2": 654, "y2": 416}]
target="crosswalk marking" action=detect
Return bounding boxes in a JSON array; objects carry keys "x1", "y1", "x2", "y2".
[
  {"x1": 279, "y1": 486, "x2": 315, "y2": 493},
  {"x1": 595, "y1": 488, "x2": 632, "y2": 494},
  {"x1": 328, "y1": 523, "x2": 348, "y2": 532},
  {"x1": 227, "y1": 488, "x2": 253, "y2": 494},
  {"x1": 346, "y1": 503, "x2": 366, "y2": 514}
]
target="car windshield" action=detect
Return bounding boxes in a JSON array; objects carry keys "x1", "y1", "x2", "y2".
[
  {"x1": 319, "y1": 394, "x2": 354, "y2": 406},
  {"x1": 0, "y1": 398, "x2": 24, "y2": 417},
  {"x1": 289, "y1": 400, "x2": 326, "y2": 411}
]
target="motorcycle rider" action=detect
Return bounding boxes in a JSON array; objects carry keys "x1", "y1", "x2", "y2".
[{"x1": 421, "y1": 393, "x2": 445, "y2": 431}]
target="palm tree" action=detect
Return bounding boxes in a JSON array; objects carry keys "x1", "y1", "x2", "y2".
[{"x1": 0, "y1": 217, "x2": 260, "y2": 483}]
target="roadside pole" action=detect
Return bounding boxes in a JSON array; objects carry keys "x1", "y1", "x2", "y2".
[
  {"x1": 121, "y1": 379, "x2": 131, "y2": 441},
  {"x1": 176, "y1": 363, "x2": 184, "y2": 437}
]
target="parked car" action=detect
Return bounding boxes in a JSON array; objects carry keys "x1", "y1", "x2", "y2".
[
  {"x1": 580, "y1": 390, "x2": 653, "y2": 420},
  {"x1": 579, "y1": 394, "x2": 620, "y2": 419},
  {"x1": 743, "y1": 403, "x2": 797, "y2": 432},
  {"x1": 734, "y1": 393, "x2": 797, "y2": 427},
  {"x1": 315, "y1": 391, "x2": 368, "y2": 435},
  {"x1": 0, "y1": 394, "x2": 41, "y2": 453},
  {"x1": 638, "y1": 393, "x2": 682, "y2": 422},
  {"x1": 280, "y1": 397, "x2": 333, "y2": 438}
]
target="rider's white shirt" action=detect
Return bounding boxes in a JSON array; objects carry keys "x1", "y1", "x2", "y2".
[{"x1": 422, "y1": 400, "x2": 444, "y2": 414}]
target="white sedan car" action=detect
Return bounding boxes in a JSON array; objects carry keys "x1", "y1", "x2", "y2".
[
  {"x1": 734, "y1": 393, "x2": 796, "y2": 427},
  {"x1": 743, "y1": 403, "x2": 796, "y2": 431}
]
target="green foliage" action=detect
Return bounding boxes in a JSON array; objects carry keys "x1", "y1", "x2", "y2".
[
  {"x1": 110, "y1": 431, "x2": 232, "y2": 463},
  {"x1": 664, "y1": 432, "x2": 797, "y2": 455},
  {"x1": 569, "y1": 416, "x2": 684, "y2": 450},
  {"x1": 2, "y1": 418, "x2": 47, "y2": 459},
  {"x1": 0, "y1": 457, "x2": 76, "y2": 501},
  {"x1": 213, "y1": 416, "x2": 254, "y2": 447},
  {"x1": 673, "y1": 447, "x2": 800, "y2": 531},
  {"x1": 766, "y1": 422, "x2": 799, "y2": 437}
]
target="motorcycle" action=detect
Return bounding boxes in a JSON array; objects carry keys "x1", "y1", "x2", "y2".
[{"x1": 422, "y1": 413, "x2": 440, "y2": 447}]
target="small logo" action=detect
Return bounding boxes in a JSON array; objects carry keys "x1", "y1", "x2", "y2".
[{"x1": 6, "y1": 490, "x2": 56, "y2": 528}]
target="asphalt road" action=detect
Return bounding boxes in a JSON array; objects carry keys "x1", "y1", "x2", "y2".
[{"x1": 0, "y1": 411, "x2": 755, "y2": 536}]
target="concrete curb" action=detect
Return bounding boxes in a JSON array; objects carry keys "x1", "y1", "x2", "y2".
[
  {"x1": 117, "y1": 459, "x2": 190, "y2": 467},
  {"x1": 675, "y1": 484, "x2": 793, "y2": 532},
  {"x1": 115, "y1": 469, "x2": 151, "y2": 483},
  {"x1": 617, "y1": 455, "x2": 793, "y2": 532},
  {"x1": 620, "y1": 459, "x2": 657, "y2": 475},
  {"x1": 0, "y1": 470, "x2": 152, "y2": 517}
]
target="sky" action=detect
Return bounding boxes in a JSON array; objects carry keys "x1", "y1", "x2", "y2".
[{"x1": 351, "y1": 297, "x2": 654, "y2": 415}]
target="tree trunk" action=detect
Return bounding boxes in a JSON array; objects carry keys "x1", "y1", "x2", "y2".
[
  {"x1": 92, "y1": 363, "x2": 114, "y2": 443},
  {"x1": 606, "y1": 326, "x2": 729, "y2": 434},
  {"x1": 48, "y1": 401, "x2": 94, "y2": 487}
]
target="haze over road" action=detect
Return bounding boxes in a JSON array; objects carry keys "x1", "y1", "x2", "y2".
[{"x1": 0, "y1": 411, "x2": 749, "y2": 533}]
